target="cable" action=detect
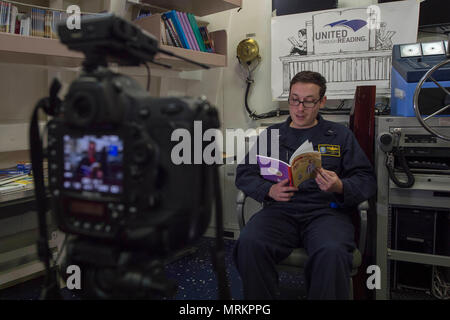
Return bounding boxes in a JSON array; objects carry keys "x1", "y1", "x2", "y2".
[
  {"x1": 144, "y1": 62, "x2": 151, "y2": 91},
  {"x1": 385, "y1": 149, "x2": 415, "y2": 188},
  {"x1": 432, "y1": 266, "x2": 450, "y2": 300},
  {"x1": 239, "y1": 58, "x2": 289, "y2": 120},
  {"x1": 30, "y1": 98, "x2": 62, "y2": 300}
]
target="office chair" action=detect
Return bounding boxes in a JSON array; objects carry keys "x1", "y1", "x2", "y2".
[{"x1": 236, "y1": 190, "x2": 369, "y2": 299}]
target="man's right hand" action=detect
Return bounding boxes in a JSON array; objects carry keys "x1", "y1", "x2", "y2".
[{"x1": 268, "y1": 179, "x2": 298, "y2": 202}]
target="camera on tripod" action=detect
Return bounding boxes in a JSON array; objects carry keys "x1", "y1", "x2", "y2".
[{"x1": 30, "y1": 14, "x2": 227, "y2": 299}]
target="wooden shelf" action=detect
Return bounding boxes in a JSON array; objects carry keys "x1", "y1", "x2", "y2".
[
  {"x1": 155, "y1": 38, "x2": 226, "y2": 71},
  {"x1": 134, "y1": 14, "x2": 227, "y2": 71},
  {"x1": 0, "y1": 32, "x2": 83, "y2": 67},
  {"x1": 140, "y1": 0, "x2": 241, "y2": 17}
]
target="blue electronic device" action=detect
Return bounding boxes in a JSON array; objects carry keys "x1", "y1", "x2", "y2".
[{"x1": 391, "y1": 40, "x2": 450, "y2": 117}]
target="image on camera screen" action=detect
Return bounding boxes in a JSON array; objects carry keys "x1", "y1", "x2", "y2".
[{"x1": 63, "y1": 135, "x2": 124, "y2": 194}]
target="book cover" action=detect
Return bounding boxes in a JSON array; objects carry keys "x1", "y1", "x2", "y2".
[
  {"x1": 177, "y1": 11, "x2": 196, "y2": 50},
  {"x1": 1, "y1": 1, "x2": 6, "y2": 33},
  {"x1": 45, "y1": 10, "x2": 51, "y2": 38},
  {"x1": 160, "y1": 18, "x2": 166, "y2": 44},
  {"x1": 167, "y1": 18, "x2": 182, "y2": 47},
  {"x1": 51, "y1": 11, "x2": 58, "y2": 39},
  {"x1": 15, "y1": 13, "x2": 21, "y2": 34},
  {"x1": 199, "y1": 26, "x2": 214, "y2": 53},
  {"x1": 166, "y1": 10, "x2": 189, "y2": 49},
  {"x1": 9, "y1": 5, "x2": 18, "y2": 34},
  {"x1": 0, "y1": 177, "x2": 34, "y2": 195},
  {"x1": 256, "y1": 140, "x2": 322, "y2": 188},
  {"x1": 180, "y1": 12, "x2": 199, "y2": 51},
  {"x1": 187, "y1": 13, "x2": 207, "y2": 52},
  {"x1": 165, "y1": 28, "x2": 173, "y2": 46},
  {"x1": 0, "y1": 2, "x2": 4, "y2": 33},
  {"x1": 40, "y1": 9, "x2": 45, "y2": 37},
  {"x1": 24, "y1": 17, "x2": 31, "y2": 36},
  {"x1": 5, "y1": 2, "x2": 10, "y2": 33},
  {"x1": 256, "y1": 155, "x2": 291, "y2": 183},
  {"x1": 31, "y1": 7, "x2": 34, "y2": 36}
]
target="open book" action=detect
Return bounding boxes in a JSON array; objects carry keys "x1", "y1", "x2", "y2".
[{"x1": 256, "y1": 140, "x2": 322, "y2": 187}]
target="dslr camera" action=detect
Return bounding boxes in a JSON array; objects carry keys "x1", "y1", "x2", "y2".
[{"x1": 30, "y1": 14, "x2": 225, "y2": 299}]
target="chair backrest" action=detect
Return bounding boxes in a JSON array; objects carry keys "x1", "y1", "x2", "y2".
[{"x1": 349, "y1": 85, "x2": 376, "y2": 164}]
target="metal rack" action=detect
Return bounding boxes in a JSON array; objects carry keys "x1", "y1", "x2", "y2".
[{"x1": 375, "y1": 116, "x2": 450, "y2": 299}]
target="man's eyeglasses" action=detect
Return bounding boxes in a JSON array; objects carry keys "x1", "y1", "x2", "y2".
[{"x1": 288, "y1": 96, "x2": 322, "y2": 109}]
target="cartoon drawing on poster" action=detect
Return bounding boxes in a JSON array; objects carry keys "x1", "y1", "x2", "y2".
[
  {"x1": 271, "y1": 0, "x2": 419, "y2": 100},
  {"x1": 289, "y1": 29, "x2": 308, "y2": 55}
]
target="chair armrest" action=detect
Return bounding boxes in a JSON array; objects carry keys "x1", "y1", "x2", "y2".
[
  {"x1": 357, "y1": 200, "x2": 369, "y2": 211},
  {"x1": 236, "y1": 190, "x2": 247, "y2": 230},
  {"x1": 357, "y1": 200, "x2": 369, "y2": 256}
]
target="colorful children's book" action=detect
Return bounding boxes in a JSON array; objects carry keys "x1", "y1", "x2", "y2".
[
  {"x1": 187, "y1": 13, "x2": 207, "y2": 52},
  {"x1": 180, "y1": 12, "x2": 199, "y2": 51},
  {"x1": 256, "y1": 140, "x2": 322, "y2": 187}
]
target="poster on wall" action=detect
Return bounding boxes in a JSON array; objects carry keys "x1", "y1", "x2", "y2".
[{"x1": 271, "y1": 0, "x2": 419, "y2": 100}]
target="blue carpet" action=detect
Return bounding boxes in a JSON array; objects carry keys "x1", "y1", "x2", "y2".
[{"x1": 0, "y1": 237, "x2": 306, "y2": 300}]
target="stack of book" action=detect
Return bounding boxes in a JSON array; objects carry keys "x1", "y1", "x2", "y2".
[
  {"x1": 0, "y1": 1, "x2": 96, "y2": 38},
  {"x1": 0, "y1": 162, "x2": 49, "y2": 199},
  {"x1": 0, "y1": 172, "x2": 34, "y2": 196},
  {"x1": 140, "y1": 10, "x2": 215, "y2": 53}
]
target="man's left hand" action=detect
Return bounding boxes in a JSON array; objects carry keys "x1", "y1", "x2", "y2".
[{"x1": 315, "y1": 167, "x2": 343, "y2": 194}]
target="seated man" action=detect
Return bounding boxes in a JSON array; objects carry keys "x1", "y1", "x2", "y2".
[{"x1": 234, "y1": 71, "x2": 377, "y2": 300}]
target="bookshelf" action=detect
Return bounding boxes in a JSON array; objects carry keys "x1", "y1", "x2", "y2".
[
  {"x1": 139, "y1": 0, "x2": 241, "y2": 17},
  {"x1": 133, "y1": 13, "x2": 227, "y2": 71},
  {"x1": 0, "y1": 0, "x2": 240, "y2": 70},
  {"x1": 0, "y1": 32, "x2": 83, "y2": 67}
]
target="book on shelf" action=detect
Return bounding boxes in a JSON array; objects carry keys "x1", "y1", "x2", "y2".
[
  {"x1": 0, "y1": 176, "x2": 34, "y2": 195},
  {"x1": 161, "y1": 13, "x2": 182, "y2": 48},
  {"x1": 187, "y1": 13, "x2": 207, "y2": 52},
  {"x1": 159, "y1": 17, "x2": 166, "y2": 45},
  {"x1": 0, "y1": 1, "x2": 12, "y2": 32},
  {"x1": 0, "y1": 1, "x2": 97, "y2": 39},
  {"x1": 148, "y1": 10, "x2": 213, "y2": 53},
  {"x1": 164, "y1": 27, "x2": 173, "y2": 46},
  {"x1": 199, "y1": 26, "x2": 215, "y2": 53},
  {"x1": 178, "y1": 11, "x2": 199, "y2": 51},
  {"x1": 165, "y1": 10, "x2": 190, "y2": 49},
  {"x1": 9, "y1": 2, "x2": 17, "y2": 33}
]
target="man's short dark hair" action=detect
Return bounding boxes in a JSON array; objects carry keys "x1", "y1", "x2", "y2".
[{"x1": 289, "y1": 71, "x2": 327, "y2": 98}]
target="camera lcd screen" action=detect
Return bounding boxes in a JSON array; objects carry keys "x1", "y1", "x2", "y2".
[
  {"x1": 63, "y1": 134, "x2": 124, "y2": 194},
  {"x1": 69, "y1": 199, "x2": 106, "y2": 217}
]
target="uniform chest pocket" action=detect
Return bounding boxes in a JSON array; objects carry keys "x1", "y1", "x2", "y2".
[{"x1": 321, "y1": 156, "x2": 341, "y2": 173}]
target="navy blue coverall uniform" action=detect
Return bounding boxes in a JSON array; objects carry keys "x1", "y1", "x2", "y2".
[{"x1": 234, "y1": 115, "x2": 376, "y2": 299}]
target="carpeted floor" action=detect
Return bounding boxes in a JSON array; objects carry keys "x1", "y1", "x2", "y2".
[{"x1": 0, "y1": 237, "x2": 306, "y2": 300}]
